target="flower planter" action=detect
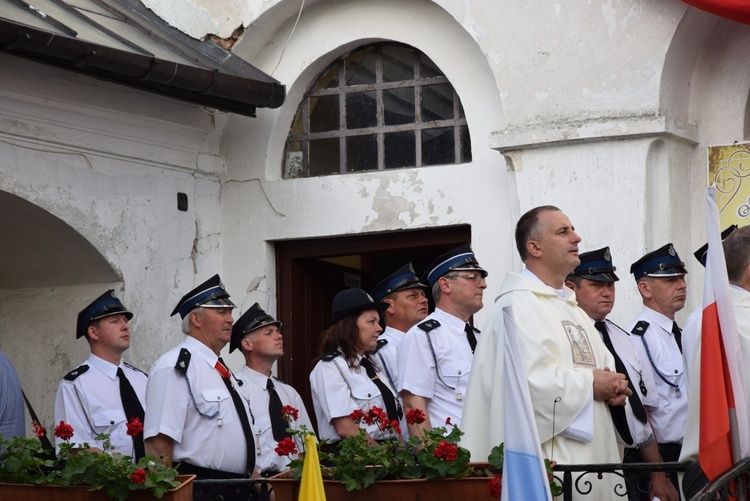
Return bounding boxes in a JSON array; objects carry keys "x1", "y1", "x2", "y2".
[
  {"x1": 269, "y1": 476, "x2": 494, "y2": 501},
  {"x1": 0, "y1": 474, "x2": 195, "y2": 501}
]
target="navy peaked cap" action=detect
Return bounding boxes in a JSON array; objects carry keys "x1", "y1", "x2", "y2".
[
  {"x1": 568, "y1": 247, "x2": 619, "y2": 282},
  {"x1": 77, "y1": 290, "x2": 132, "y2": 339},
  {"x1": 331, "y1": 288, "x2": 388, "y2": 324},
  {"x1": 171, "y1": 274, "x2": 236, "y2": 319},
  {"x1": 372, "y1": 262, "x2": 427, "y2": 301},
  {"x1": 694, "y1": 225, "x2": 738, "y2": 267},
  {"x1": 630, "y1": 243, "x2": 688, "y2": 280},
  {"x1": 424, "y1": 243, "x2": 487, "y2": 287},
  {"x1": 230, "y1": 303, "x2": 282, "y2": 353}
]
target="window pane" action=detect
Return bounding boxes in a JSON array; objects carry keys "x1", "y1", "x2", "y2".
[
  {"x1": 385, "y1": 131, "x2": 415, "y2": 169},
  {"x1": 347, "y1": 135, "x2": 378, "y2": 172},
  {"x1": 345, "y1": 47, "x2": 377, "y2": 85},
  {"x1": 309, "y1": 138, "x2": 340, "y2": 176},
  {"x1": 310, "y1": 95, "x2": 339, "y2": 133},
  {"x1": 459, "y1": 125, "x2": 472, "y2": 162},
  {"x1": 314, "y1": 63, "x2": 339, "y2": 89},
  {"x1": 420, "y1": 53, "x2": 441, "y2": 79},
  {"x1": 346, "y1": 92, "x2": 377, "y2": 129},
  {"x1": 421, "y1": 83, "x2": 454, "y2": 122},
  {"x1": 290, "y1": 107, "x2": 304, "y2": 136},
  {"x1": 383, "y1": 46, "x2": 414, "y2": 82},
  {"x1": 383, "y1": 88, "x2": 415, "y2": 126},
  {"x1": 422, "y1": 127, "x2": 454, "y2": 166},
  {"x1": 284, "y1": 142, "x2": 304, "y2": 178}
]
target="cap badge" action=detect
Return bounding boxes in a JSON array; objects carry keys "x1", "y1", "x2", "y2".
[
  {"x1": 668, "y1": 245, "x2": 676, "y2": 257},
  {"x1": 219, "y1": 282, "x2": 226, "y2": 290},
  {"x1": 603, "y1": 249, "x2": 611, "y2": 261}
]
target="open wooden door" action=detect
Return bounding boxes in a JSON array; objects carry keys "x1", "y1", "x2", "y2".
[{"x1": 275, "y1": 225, "x2": 472, "y2": 430}]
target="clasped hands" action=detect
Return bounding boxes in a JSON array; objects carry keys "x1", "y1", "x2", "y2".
[{"x1": 593, "y1": 367, "x2": 631, "y2": 406}]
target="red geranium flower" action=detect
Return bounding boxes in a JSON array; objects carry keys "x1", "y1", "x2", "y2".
[
  {"x1": 489, "y1": 473, "x2": 502, "y2": 498},
  {"x1": 126, "y1": 417, "x2": 143, "y2": 437},
  {"x1": 281, "y1": 405, "x2": 299, "y2": 422},
  {"x1": 433, "y1": 440, "x2": 458, "y2": 461},
  {"x1": 274, "y1": 436, "x2": 298, "y2": 457},
  {"x1": 365, "y1": 406, "x2": 387, "y2": 426},
  {"x1": 54, "y1": 421, "x2": 74, "y2": 441},
  {"x1": 390, "y1": 420, "x2": 402, "y2": 435},
  {"x1": 405, "y1": 409, "x2": 426, "y2": 425},
  {"x1": 350, "y1": 409, "x2": 365, "y2": 423},
  {"x1": 31, "y1": 421, "x2": 46, "y2": 438},
  {"x1": 130, "y1": 468, "x2": 147, "y2": 484}
]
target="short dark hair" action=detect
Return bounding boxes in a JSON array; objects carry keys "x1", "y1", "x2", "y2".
[
  {"x1": 566, "y1": 275, "x2": 583, "y2": 287},
  {"x1": 724, "y1": 225, "x2": 750, "y2": 283},
  {"x1": 515, "y1": 205, "x2": 561, "y2": 262}
]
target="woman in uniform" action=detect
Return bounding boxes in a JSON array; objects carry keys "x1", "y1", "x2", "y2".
[{"x1": 310, "y1": 288, "x2": 403, "y2": 448}]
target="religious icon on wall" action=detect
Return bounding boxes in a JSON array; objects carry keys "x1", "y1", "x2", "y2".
[{"x1": 709, "y1": 142, "x2": 750, "y2": 228}]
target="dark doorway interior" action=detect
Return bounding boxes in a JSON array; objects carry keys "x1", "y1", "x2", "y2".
[{"x1": 275, "y1": 225, "x2": 472, "y2": 429}]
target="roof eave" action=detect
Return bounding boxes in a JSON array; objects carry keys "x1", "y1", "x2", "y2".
[{"x1": 0, "y1": 19, "x2": 286, "y2": 116}]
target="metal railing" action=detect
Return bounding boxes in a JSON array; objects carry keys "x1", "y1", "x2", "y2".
[{"x1": 552, "y1": 461, "x2": 690, "y2": 500}]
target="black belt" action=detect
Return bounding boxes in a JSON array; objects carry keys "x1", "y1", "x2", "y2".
[{"x1": 176, "y1": 461, "x2": 247, "y2": 480}]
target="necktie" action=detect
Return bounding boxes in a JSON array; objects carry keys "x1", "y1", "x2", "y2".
[
  {"x1": 360, "y1": 357, "x2": 401, "y2": 421},
  {"x1": 672, "y1": 321, "x2": 683, "y2": 353},
  {"x1": 592, "y1": 322, "x2": 634, "y2": 445},
  {"x1": 116, "y1": 367, "x2": 145, "y2": 461},
  {"x1": 594, "y1": 321, "x2": 648, "y2": 425},
  {"x1": 267, "y1": 378, "x2": 290, "y2": 442},
  {"x1": 215, "y1": 358, "x2": 256, "y2": 474},
  {"x1": 465, "y1": 324, "x2": 477, "y2": 353}
]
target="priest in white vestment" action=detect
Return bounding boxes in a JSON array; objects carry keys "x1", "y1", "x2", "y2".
[{"x1": 462, "y1": 206, "x2": 629, "y2": 500}]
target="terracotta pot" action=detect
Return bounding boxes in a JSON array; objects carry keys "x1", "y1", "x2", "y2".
[
  {"x1": 268, "y1": 476, "x2": 494, "y2": 501},
  {"x1": 0, "y1": 474, "x2": 195, "y2": 501}
]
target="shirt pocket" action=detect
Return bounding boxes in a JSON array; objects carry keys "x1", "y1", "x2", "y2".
[
  {"x1": 350, "y1": 380, "x2": 381, "y2": 406},
  {"x1": 660, "y1": 360, "x2": 683, "y2": 384},
  {"x1": 200, "y1": 388, "x2": 234, "y2": 425},
  {"x1": 92, "y1": 408, "x2": 126, "y2": 431},
  {"x1": 439, "y1": 361, "x2": 471, "y2": 381}
]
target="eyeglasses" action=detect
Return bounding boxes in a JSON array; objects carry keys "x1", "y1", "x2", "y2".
[{"x1": 447, "y1": 273, "x2": 486, "y2": 285}]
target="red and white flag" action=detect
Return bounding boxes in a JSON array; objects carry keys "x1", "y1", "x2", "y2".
[{"x1": 698, "y1": 185, "x2": 750, "y2": 479}]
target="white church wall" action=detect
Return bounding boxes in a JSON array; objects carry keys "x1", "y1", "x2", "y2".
[{"x1": 0, "y1": 54, "x2": 230, "y2": 429}]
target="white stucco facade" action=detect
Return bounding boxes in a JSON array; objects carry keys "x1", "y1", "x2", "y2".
[{"x1": 1, "y1": 0, "x2": 749, "y2": 433}]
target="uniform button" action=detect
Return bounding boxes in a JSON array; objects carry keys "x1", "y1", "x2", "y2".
[
  {"x1": 458, "y1": 370, "x2": 462, "y2": 375},
  {"x1": 110, "y1": 421, "x2": 115, "y2": 425},
  {"x1": 674, "y1": 370, "x2": 678, "y2": 374},
  {"x1": 368, "y1": 393, "x2": 371, "y2": 397}
]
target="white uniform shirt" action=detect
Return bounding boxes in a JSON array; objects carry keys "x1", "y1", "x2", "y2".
[
  {"x1": 396, "y1": 307, "x2": 473, "y2": 428},
  {"x1": 629, "y1": 306, "x2": 688, "y2": 444},
  {"x1": 144, "y1": 336, "x2": 253, "y2": 474},
  {"x1": 376, "y1": 326, "x2": 405, "y2": 389},
  {"x1": 598, "y1": 319, "x2": 658, "y2": 449},
  {"x1": 235, "y1": 365, "x2": 314, "y2": 473},
  {"x1": 54, "y1": 353, "x2": 147, "y2": 458},
  {"x1": 310, "y1": 351, "x2": 400, "y2": 443}
]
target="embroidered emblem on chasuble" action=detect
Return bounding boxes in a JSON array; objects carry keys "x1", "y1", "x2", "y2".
[{"x1": 561, "y1": 320, "x2": 597, "y2": 368}]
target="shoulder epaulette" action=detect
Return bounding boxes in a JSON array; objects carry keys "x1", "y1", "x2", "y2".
[
  {"x1": 123, "y1": 362, "x2": 148, "y2": 376},
  {"x1": 174, "y1": 348, "x2": 191, "y2": 375},
  {"x1": 371, "y1": 338, "x2": 388, "y2": 354},
  {"x1": 321, "y1": 351, "x2": 341, "y2": 362},
  {"x1": 631, "y1": 321, "x2": 650, "y2": 336},
  {"x1": 418, "y1": 319, "x2": 441, "y2": 332},
  {"x1": 63, "y1": 365, "x2": 89, "y2": 381}
]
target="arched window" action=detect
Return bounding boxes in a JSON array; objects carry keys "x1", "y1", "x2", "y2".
[{"x1": 284, "y1": 43, "x2": 471, "y2": 178}]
